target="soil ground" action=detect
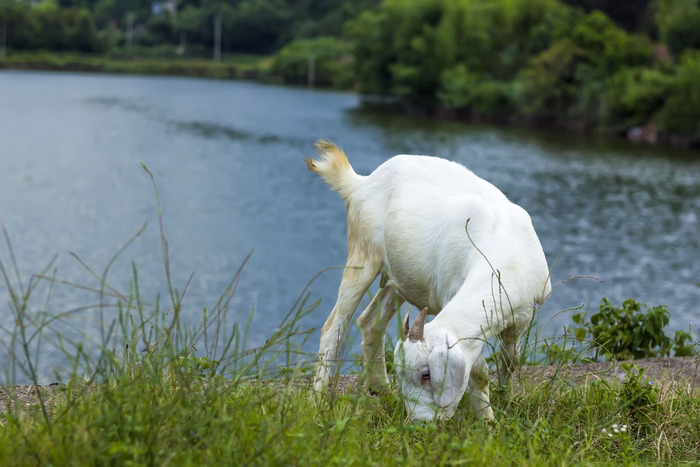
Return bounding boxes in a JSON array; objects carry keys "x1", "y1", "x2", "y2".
[
  {"x1": 2, "y1": 356, "x2": 698, "y2": 414},
  {"x1": 330, "y1": 356, "x2": 700, "y2": 394}
]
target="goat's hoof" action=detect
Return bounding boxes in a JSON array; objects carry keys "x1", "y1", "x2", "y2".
[{"x1": 365, "y1": 381, "x2": 390, "y2": 396}]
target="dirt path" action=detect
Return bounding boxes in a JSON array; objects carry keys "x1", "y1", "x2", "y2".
[
  {"x1": 2, "y1": 356, "x2": 698, "y2": 414},
  {"x1": 511, "y1": 355, "x2": 700, "y2": 389},
  {"x1": 331, "y1": 356, "x2": 700, "y2": 394}
]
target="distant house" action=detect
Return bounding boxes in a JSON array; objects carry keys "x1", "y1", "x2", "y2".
[{"x1": 152, "y1": 1, "x2": 176, "y2": 15}]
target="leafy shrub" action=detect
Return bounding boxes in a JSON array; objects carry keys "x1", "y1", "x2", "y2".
[
  {"x1": 516, "y1": 10, "x2": 653, "y2": 124},
  {"x1": 516, "y1": 38, "x2": 585, "y2": 120},
  {"x1": 602, "y1": 66, "x2": 674, "y2": 131},
  {"x1": 271, "y1": 37, "x2": 354, "y2": 88},
  {"x1": 438, "y1": 65, "x2": 516, "y2": 119},
  {"x1": 539, "y1": 340, "x2": 585, "y2": 365},
  {"x1": 438, "y1": 64, "x2": 482, "y2": 110},
  {"x1": 573, "y1": 298, "x2": 697, "y2": 361},
  {"x1": 616, "y1": 363, "x2": 660, "y2": 434},
  {"x1": 471, "y1": 80, "x2": 516, "y2": 117},
  {"x1": 656, "y1": 0, "x2": 700, "y2": 56},
  {"x1": 0, "y1": 1, "x2": 101, "y2": 52},
  {"x1": 656, "y1": 50, "x2": 700, "y2": 138},
  {"x1": 349, "y1": 0, "x2": 577, "y2": 105},
  {"x1": 570, "y1": 10, "x2": 652, "y2": 75}
]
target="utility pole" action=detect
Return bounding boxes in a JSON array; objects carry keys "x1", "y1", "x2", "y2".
[
  {"x1": 213, "y1": 15, "x2": 221, "y2": 64},
  {"x1": 126, "y1": 13, "x2": 135, "y2": 51},
  {"x1": 0, "y1": 24, "x2": 5, "y2": 62},
  {"x1": 308, "y1": 53, "x2": 315, "y2": 89},
  {"x1": 178, "y1": 32, "x2": 187, "y2": 56}
]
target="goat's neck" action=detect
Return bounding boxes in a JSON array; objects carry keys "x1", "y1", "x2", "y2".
[{"x1": 427, "y1": 291, "x2": 499, "y2": 346}]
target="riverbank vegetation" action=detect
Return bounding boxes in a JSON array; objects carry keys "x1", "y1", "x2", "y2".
[
  {"x1": 1, "y1": 244, "x2": 699, "y2": 466},
  {"x1": 1, "y1": 264, "x2": 699, "y2": 466},
  {"x1": 1, "y1": 0, "x2": 699, "y2": 146},
  {"x1": 347, "y1": 0, "x2": 700, "y2": 146},
  {"x1": 1, "y1": 168, "x2": 698, "y2": 464}
]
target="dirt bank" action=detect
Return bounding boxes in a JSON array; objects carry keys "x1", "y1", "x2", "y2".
[
  {"x1": 2, "y1": 356, "x2": 698, "y2": 414},
  {"x1": 330, "y1": 356, "x2": 700, "y2": 394}
]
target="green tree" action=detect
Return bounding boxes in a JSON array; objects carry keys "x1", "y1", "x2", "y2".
[
  {"x1": 517, "y1": 9, "x2": 652, "y2": 124},
  {"x1": 656, "y1": 50, "x2": 700, "y2": 138},
  {"x1": 517, "y1": 38, "x2": 586, "y2": 120},
  {"x1": 93, "y1": 0, "x2": 151, "y2": 29},
  {"x1": 271, "y1": 37, "x2": 353, "y2": 87},
  {"x1": 655, "y1": 0, "x2": 700, "y2": 56},
  {"x1": 0, "y1": 0, "x2": 39, "y2": 50},
  {"x1": 66, "y1": 7, "x2": 101, "y2": 52},
  {"x1": 602, "y1": 66, "x2": 673, "y2": 131},
  {"x1": 344, "y1": 9, "x2": 391, "y2": 95},
  {"x1": 35, "y1": 0, "x2": 67, "y2": 50}
]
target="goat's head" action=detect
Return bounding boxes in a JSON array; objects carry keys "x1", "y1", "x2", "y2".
[{"x1": 393, "y1": 308, "x2": 468, "y2": 421}]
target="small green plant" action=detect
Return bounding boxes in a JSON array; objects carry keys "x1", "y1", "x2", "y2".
[
  {"x1": 573, "y1": 298, "x2": 697, "y2": 361},
  {"x1": 598, "y1": 421, "x2": 632, "y2": 458},
  {"x1": 616, "y1": 363, "x2": 660, "y2": 434},
  {"x1": 539, "y1": 340, "x2": 582, "y2": 365}
]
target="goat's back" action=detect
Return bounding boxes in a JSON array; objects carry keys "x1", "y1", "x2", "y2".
[{"x1": 347, "y1": 154, "x2": 544, "y2": 310}]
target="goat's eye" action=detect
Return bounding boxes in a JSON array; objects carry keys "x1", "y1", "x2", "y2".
[{"x1": 421, "y1": 370, "x2": 431, "y2": 382}]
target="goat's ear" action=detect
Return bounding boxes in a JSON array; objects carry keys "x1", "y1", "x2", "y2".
[{"x1": 427, "y1": 335, "x2": 466, "y2": 408}]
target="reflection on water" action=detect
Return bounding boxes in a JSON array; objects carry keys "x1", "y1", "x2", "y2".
[
  {"x1": 86, "y1": 94, "x2": 296, "y2": 144},
  {"x1": 1, "y1": 70, "x2": 699, "y2": 383}
]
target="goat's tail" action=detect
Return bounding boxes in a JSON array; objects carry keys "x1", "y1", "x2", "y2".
[{"x1": 304, "y1": 140, "x2": 362, "y2": 202}]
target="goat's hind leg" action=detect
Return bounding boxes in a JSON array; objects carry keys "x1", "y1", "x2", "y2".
[
  {"x1": 357, "y1": 279, "x2": 403, "y2": 394},
  {"x1": 314, "y1": 253, "x2": 381, "y2": 392}
]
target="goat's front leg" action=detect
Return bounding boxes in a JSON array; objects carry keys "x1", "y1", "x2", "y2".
[
  {"x1": 357, "y1": 280, "x2": 403, "y2": 394},
  {"x1": 496, "y1": 313, "x2": 530, "y2": 386},
  {"x1": 467, "y1": 353, "x2": 494, "y2": 420},
  {"x1": 314, "y1": 253, "x2": 381, "y2": 392}
]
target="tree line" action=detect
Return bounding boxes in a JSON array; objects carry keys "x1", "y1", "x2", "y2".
[
  {"x1": 0, "y1": 0, "x2": 380, "y2": 54},
  {"x1": 1, "y1": 0, "x2": 699, "y2": 144},
  {"x1": 343, "y1": 0, "x2": 700, "y2": 143}
]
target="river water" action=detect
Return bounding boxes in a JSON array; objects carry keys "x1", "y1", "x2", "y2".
[{"x1": 1, "y1": 71, "x2": 698, "y2": 383}]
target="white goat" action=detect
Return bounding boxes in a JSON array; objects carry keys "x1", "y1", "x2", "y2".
[{"x1": 305, "y1": 140, "x2": 551, "y2": 421}]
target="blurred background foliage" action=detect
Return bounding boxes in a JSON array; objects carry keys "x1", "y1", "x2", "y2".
[{"x1": 1, "y1": 0, "x2": 699, "y2": 144}]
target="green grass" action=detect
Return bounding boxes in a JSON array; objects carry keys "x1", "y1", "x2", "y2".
[
  {"x1": 1, "y1": 166, "x2": 699, "y2": 465},
  {"x1": 0, "y1": 51, "x2": 274, "y2": 81},
  {"x1": 2, "y1": 362, "x2": 699, "y2": 464}
]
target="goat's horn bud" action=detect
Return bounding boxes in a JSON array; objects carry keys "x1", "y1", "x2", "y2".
[
  {"x1": 402, "y1": 311, "x2": 410, "y2": 340},
  {"x1": 408, "y1": 307, "x2": 428, "y2": 342}
]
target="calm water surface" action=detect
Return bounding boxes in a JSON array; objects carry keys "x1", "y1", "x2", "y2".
[{"x1": 1, "y1": 71, "x2": 699, "y2": 383}]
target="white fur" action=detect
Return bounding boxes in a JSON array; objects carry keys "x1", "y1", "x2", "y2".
[{"x1": 305, "y1": 141, "x2": 551, "y2": 421}]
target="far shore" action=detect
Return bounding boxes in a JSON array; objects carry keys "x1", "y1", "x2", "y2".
[{"x1": 3, "y1": 52, "x2": 698, "y2": 151}]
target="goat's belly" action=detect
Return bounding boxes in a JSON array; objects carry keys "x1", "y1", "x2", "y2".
[{"x1": 383, "y1": 263, "x2": 447, "y2": 313}]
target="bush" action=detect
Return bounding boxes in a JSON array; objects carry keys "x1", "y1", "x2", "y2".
[
  {"x1": 516, "y1": 10, "x2": 654, "y2": 125},
  {"x1": 602, "y1": 66, "x2": 674, "y2": 131},
  {"x1": 573, "y1": 298, "x2": 697, "y2": 361},
  {"x1": 349, "y1": 0, "x2": 576, "y2": 106},
  {"x1": 656, "y1": 50, "x2": 700, "y2": 139},
  {"x1": 271, "y1": 37, "x2": 354, "y2": 88},
  {"x1": 516, "y1": 38, "x2": 586, "y2": 120},
  {"x1": 0, "y1": 1, "x2": 101, "y2": 53},
  {"x1": 438, "y1": 64, "x2": 481, "y2": 110},
  {"x1": 438, "y1": 66, "x2": 515, "y2": 118},
  {"x1": 656, "y1": 0, "x2": 700, "y2": 56},
  {"x1": 570, "y1": 10, "x2": 652, "y2": 75}
]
